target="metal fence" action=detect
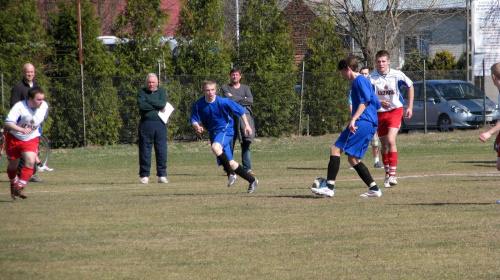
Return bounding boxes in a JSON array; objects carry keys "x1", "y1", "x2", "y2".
[{"x1": 0, "y1": 69, "x2": 470, "y2": 147}]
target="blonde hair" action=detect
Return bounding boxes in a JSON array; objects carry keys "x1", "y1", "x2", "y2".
[{"x1": 202, "y1": 79, "x2": 217, "y2": 90}]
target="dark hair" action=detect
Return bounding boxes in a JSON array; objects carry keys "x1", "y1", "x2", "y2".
[
  {"x1": 28, "y1": 86, "x2": 44, "y2": 99},
  {"x1": 360, "y1": 66, "x2": 370, "y2": 72},
  {"x1": 375, "y1": 50, "x2": 391, "y2": 60},
  {"x1": 229, "y1": 67, "x2": 241, "y2": 75},
  {"x1": 338, "y1": 57, "x2": 359, "y2": 72}
]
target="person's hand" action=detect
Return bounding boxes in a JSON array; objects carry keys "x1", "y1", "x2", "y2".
[
  {"x1": 381, "y1": 100, "x2": 391, "y2": 109},
  {"x1": 479, "y1": 132, "x2": 491, "y2": 142},
  {"x1": 405, "y1": 107, "x2": 413, "y2": 119},
  {"x1": 195, "y1": 125, "x2": 204, "y2": 134},
  {"x1": 349, "y1": 119, "x2": 357, "y2": 134},
  {"x1": 244, "y1": 126, "x2": 253, "y2": 136}
]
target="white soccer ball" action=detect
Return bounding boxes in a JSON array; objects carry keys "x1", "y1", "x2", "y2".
[{"x1": 312, "y1": 177, "x2": 326, "y2": 188}]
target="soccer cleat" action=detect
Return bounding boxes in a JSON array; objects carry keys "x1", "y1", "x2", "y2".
[
  {"x1": 227, "y1": 174, "x2": 237, "y2": 187},
  {"x1": 374, "y1": 162, "x2": 383, "y2": 168},
  {"x1": 349, "y1": 166, "x2": 354, "y2": 170},
  {"x1": 247, "y1": 179, "x2": 258, "y2": 193},
  {"x1": 158, "y1": 176, "x2": 168, "y2": 183},
  {"x1": 388, "y1": 176, "x2": 397, "y2": 186},
  {"x1": 360, "y1": 189, "x2": 382, "y2": 197},
  {"x1": 38, "y1": 165, "x2": 54, "y2": 172},
  {"x1": 10, "y1": 180, "x2": 18, "y2": 200},
  {"x1": 29, "y1": 174, "x2": 43, "y2": 183},
  {"x1": 311, "y1": 187, "x2": 334, "y2": 197},
  {"x1": 383, "y1": 174, "x2": 390, "y2": 188},
  {"x1": 140, "y1": 177, "x2": 149, "y2": 184},
  {"x1": 14, "y1": 187, "x2": 28, "y2": 199}
]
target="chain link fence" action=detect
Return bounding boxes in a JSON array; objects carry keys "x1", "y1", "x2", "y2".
[{"x1": 0, "y1": 69, "x2": 472, "y2": 148}]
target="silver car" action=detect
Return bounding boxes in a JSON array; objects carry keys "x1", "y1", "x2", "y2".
[{"x1": 401, "y1": 80, "x2": 500, "y2": 132}]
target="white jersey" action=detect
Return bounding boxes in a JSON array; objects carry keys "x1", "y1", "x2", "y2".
[
  {"x1": 370, "y1": 68, "x2": 413, "y2": 112},
  {"x1": 6, "y1": 100, "x2": 49, "y2": 141}
]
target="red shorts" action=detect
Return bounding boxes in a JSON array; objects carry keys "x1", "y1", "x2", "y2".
[
  {"x1": 496, "y1": 132, "x2": 500, "y2": 157},
  {"x1": 5, "y1": 133, "x2": 40, "y2": 161},
  {"x1": 377, "y1": 107, "x2": 404, "y2": 138}
]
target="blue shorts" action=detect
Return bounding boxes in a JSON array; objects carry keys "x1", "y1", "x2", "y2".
[
  {"x1": 211, "y1": 131, "x2": 234, "y2": 165},
  {"x1": 334, "y1": 120, "x2": 377, "y2": 159}
]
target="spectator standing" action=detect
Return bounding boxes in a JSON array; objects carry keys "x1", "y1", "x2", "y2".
[
  {"x1": 370, "y1": 50, "x2": 414, "y2": 188},
  {"x1": 221, "y1": 67, "x2": 256, "y2": 176},
  {"x1": 6, "y1": 86, "x2": 49, "y2": 200},
  {"x1": 137, "y1": 73, "x2": 168, "y2": 184},
  {"x1": 191, "y1": 80, "x2": 258, "y2": 193}
]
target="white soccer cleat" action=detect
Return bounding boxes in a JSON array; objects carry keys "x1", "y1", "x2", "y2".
[
  {"x1": 158, "y1": 176, "x2": 168, "y2": 183},
  {"x1": 140, "y1": 177, "x2": 149, "y2": 184},
  {"x1": 388, "y1": 176, "x2": 397, "y2": 186},
  {"x1": 38, "y1": 165, "x2": 54, "y2": 172},
  {"x1": 311, "y1": 187, "x2": 334, "y2": 197},
  {"x1": 360, "y1": 189, "x2": 382, "y2": 198},
  {"x1": 383, "y1": 174, "x2": 391, "y2": 188},
  {"x1": 227, "y1": 174, "x2": 237, "y2": 187}
]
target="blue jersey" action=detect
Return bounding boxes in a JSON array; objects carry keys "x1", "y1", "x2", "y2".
[
  {"x1": 350, "y1": 75, "x2": 381, "y2": 126},
  {"x1": 190, "y1": 96, "x2": 246, "y2": 136}
]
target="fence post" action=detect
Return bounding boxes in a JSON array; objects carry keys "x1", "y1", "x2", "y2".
[
  {"x1": 298, "y1": 61, "x2": 305, "y2": 136},
  {"x1": 423, "y1": 59, "x2": 427, "y2": 134}
]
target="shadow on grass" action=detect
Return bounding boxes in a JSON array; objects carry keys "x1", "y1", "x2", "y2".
[
  {"x1": 390, "y1": 202, "x2": 493, "y2": 206},
  {"x1": 286, "y1": 167, "x2": 324, "y2": 170}
]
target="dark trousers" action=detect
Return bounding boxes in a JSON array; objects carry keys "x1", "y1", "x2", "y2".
[
  {"x1": 138, "y1": 120, "x2": 167, "y2": 177},
  {"x1": 231, "y1": 136, "x2": 252, "y2": 172}
]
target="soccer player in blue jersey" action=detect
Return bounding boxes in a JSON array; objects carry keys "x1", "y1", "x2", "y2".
[
  {"x1": 311, "y1": 57, "x2": 382, "y2": 198},
  {"x1": 190, "y1": 80, "x2": 258, "y2": 193}
]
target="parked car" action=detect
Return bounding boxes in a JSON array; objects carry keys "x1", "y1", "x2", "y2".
[{"x1": 401, "y1": 80, "x2": 500, "y2": 132}]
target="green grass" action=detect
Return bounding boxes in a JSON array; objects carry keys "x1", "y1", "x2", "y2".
[{"x1": 1, "y1": 129, "x2": 499, "y2": 279}]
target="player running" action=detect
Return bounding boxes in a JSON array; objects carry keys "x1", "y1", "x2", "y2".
[{"x1": 5, "y1": 86, "x2": 49, "y2": 200}]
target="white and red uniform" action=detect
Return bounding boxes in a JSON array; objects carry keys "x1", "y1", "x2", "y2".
[
  {"x1": 370, "y1": 68, "x2": 413, "y2": 179},
  {"x1": 370, "y1": 68, "x2": 413, "y2": 112},
  {"x1": 5, "y1": 100, "x2": 49, "y2": 157}
]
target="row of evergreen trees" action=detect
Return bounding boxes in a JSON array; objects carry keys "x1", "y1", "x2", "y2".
[{"x1": 0, "y1": 0, "x2": 349, "y2": 147}]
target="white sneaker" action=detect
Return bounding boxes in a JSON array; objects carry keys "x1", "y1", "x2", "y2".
[
  {"x1": 311, "y1": 187, "x2": 334, "y2": 197},
  {"x1": 227, "y1": 174, "x2": 237, "y2": 187},
  {"x1": 38, "y1": 165, "x2": 54, "y2": 172},
  {"x1": 360, "y1": 189, "x2": 382, "y2": 197},
  {"x1": 388, "y1": 176, "x2": 397, "y2": 186},
  {"x1": 158, "y1": 176, "x2": 168, "y2": 183},
  {"x1": 140, "y1": 177, "x2": 149, "y2": 184},
  {"x1": 383, "y1": 174, "x2": 391, "y2": 188},
  {"x1": 247, "y1": 179, "x2": 258, "y2": 193}
]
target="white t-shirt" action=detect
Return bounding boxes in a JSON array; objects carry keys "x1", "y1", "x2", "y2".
[
  {"x1": 6, "y1": 100, "x2": 49, "y2": 141},
  {"x1": 370, "y1": 68, "x2": 413, "y2": 112}
]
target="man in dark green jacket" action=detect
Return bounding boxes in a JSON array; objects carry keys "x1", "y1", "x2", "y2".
[{"x1": 137, "y1": 73, "x2": 168, "y2": 184}]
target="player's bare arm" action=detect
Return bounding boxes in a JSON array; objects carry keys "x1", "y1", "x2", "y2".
[
  {"x1": 349, "y1": 103, "x2": 368, "y2": 133},
  {"x1": 191, "y1": 122, "x2": 204, "y2": 134},
  {"x1": 241, "y1": 114, "x2": 253, "y2": 136},
  {"x1": 405, "y1": 86, "x2": 414, "y2": 119}
]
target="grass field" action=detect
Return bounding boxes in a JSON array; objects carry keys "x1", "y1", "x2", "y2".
[{"x1": 1, "y1": 129, "x2": 499, "y2": 279}]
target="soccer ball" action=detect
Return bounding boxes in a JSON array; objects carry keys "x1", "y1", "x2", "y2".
[{"x1": 312, "y1": 177, "x2": 326, "y2": 188}]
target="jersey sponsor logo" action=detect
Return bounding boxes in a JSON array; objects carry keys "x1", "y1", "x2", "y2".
[
  {"x1": 20, "y1": 123, "x2": 38, "y2": 130},
  {"x1": 377, "y1": 89, "x2": 395, "y2": 96}
]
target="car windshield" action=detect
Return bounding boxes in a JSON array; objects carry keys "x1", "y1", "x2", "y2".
[{"x1": 435, "y1": 83, "x2": 484, "y2": 100}]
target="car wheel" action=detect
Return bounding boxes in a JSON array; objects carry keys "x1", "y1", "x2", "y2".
[{"x1": 438, "y1": 114, "x2": 453, "y2": 132}]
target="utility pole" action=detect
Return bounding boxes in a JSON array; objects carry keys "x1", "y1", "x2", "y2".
[{"x1": 77, "y1": 0, "x2": 87, "y2": 146}]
